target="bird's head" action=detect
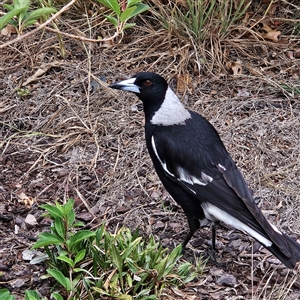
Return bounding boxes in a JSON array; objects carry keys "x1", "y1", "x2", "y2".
[
  {"x1": 109, "y1": 72, "x2": 190, "y2": 125},
  {"x1": 109, "y1": 72, "x2": 168, "y2": 104}
]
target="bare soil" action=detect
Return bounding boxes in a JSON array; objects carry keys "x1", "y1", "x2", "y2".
[{"x1": 1, "y1": 6, "x2": 300, "y2": 299}]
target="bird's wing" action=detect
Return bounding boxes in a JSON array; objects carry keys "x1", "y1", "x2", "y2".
[{"x1": 150, "y1": 121, "x2": 292, "y2": 257}]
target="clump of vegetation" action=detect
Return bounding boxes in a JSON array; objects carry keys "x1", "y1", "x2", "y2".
[
  {"x1": 97, "y1": 0, "x2": 149, "y2": 32},
  {"x1": 25, "y1": 199, "x2": 203, "y2": 299},
  {"x1": 0, "y1": 0, "x2": 57, "y2": 34}
]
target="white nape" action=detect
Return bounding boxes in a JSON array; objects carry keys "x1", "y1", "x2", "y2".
[
  {"x1": 201, "y1": 202, "x2": 273, "y2": 247},
  {"x1": 151, "y1": 87, "x2": 191, "y2": 126}
]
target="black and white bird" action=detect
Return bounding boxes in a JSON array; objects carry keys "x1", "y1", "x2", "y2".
[{"x1": 109, "y1": 72, "x2": 300, "y2": 269}]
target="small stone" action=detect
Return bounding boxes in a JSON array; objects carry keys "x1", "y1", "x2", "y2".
[
  {"x1": 22, "y1": 250, "x2": 36, "y2": 261},
  {"x1": 216, "y1": 273, "x2": 237, "y2": 287},
  {"x1": 25, "y1": 214, "x2": 37, "y2": 229},
  {"x1": 153, "y1": 220, "x2": 165, "y2": 231}
]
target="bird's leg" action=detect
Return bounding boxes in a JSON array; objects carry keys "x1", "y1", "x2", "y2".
[
  {"x1": 182, "y1": 216, "x2": 200, "y2": 251},
  {"x1": 209, "y1": 221, "x2": 217, "y2": 262}
]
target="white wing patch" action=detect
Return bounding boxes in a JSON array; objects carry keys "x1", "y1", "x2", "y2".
[
  {"x1": 150, "y1": 87, "x2": 191, "y2": 126},
  {"x1": 151, "y1": 136, "x2": 213, "y2": 187},
  {"x1": 177, "y1": 167, "x2": 213, "y2": 186},
  {"x1": 217, "y1": 164, "x2": 227, "y2": 171},
  {"x1": 151, "y1": 136, "x2": 174, "y2": 178},
  {"x1": 201, "y1": 202, "x2": 273, "y2": 247}
]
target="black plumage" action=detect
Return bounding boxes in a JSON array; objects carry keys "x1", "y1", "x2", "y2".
[{"x1": 109, "y1": 72, "x2": 300, "y2": 269}]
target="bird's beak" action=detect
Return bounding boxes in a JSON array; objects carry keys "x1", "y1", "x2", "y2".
[{"x1": 109, "y1": 77, "x2": 140, "y2": 93}]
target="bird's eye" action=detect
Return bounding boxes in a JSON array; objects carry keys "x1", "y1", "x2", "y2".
[{"x1": 143, "y1": 79, "x2": 153, "y2": 87}]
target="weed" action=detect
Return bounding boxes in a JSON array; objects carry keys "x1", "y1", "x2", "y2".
[
  {"x1": 0, "y1": 0, "x2": 57, "y2": 34},
  {"x1": 30, "y1": 199, "x2": 203, "y2": 299},
  {"x1": 97, "y1": 0, "x2": 150, "y2": 33}
]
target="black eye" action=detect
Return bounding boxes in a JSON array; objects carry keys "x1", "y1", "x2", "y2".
[{"x1": 143, "y1": 79, "x2": 153, "y2": 87}]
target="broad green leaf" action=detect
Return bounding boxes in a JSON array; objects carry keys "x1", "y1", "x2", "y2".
[
  {"x1": 121, "y1": 237, "x2": 142, "y2": 258},
  {"x1": 40, "y1": 204, "x2": 64, "y2": 219},
  {"x1": 14, "y1": 0, "x2": 30, "y2": 9},
  {"x1": 120, "y1": 6, "x2": 137, "y2": 22},
  {"x1": 54, "y1": 217, "x2": 65, "y2": 239},
  {"x1": 25, "y1": 7, "x2": 57, "y2": 21},
  {"x1": 110, "y1": 243, "x2": 123, "y2": 272},
  {"x1": 73, "y1": 221, "x2": 84, "y2": 227},
  {"x1": 31, "y1": 232, "x2": 63, "y2": 249},
  {"x1": 51, "y1": 293, "x2": 64, "y2": 300},
  {"x1": 68, "y1": 230, "x2": 95, "y2": 251},
  {"x1": 66, "y1": 209, "x2": 75, "y2": 227},
  {"x1": 125, "y1": 257, "x2": 139, "y2": 273},
  {"x1": 127, "y1": 0, "x2": 143, "y2": 7},
  {"x1": 22, "y1": 19, "x2": 39, "y2": 28},
  {"x1": 129, "y1": 3, "x2": 149, "y2": 18},
  {"x1": 57, "y1": 254, "x2": 74, "y2": 267},
  {"x1": 63, "y1": 199, "x2": 75, "y2": 214},
  {"x1": 25, "y1": 290, "x2": 40, "y2": 300},
  {"x1": 47, "y1": 269, "x2": 71, "y2": 291},
  {"x1": 105, "y1": 15, "x2": 118, "y2": 27},
  {"x1": 0, "y1": 8, "x2": 25, "y2": 30},
  {"x1": 74, "y1": 249, "x2": 86, "y2": 265},
  {"x1": 97, "y1": 0, "x2": 120, "y2": 16},
  {"x1": 0, "y1": 288, "x2": 14, "y2": 300}
]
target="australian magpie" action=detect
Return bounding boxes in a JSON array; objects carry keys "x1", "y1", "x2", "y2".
[{"x1": 109, "y1": 72, "x2": 300, "y2": 269}]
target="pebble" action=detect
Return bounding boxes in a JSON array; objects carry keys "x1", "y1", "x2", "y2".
[{"x1": 24, "y1": 214, "x2": 37, "y2": 229}]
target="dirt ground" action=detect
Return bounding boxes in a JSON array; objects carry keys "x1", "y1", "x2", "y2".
[{"x1": 1, "y1": 5, "x2": 300, "y2": 299}]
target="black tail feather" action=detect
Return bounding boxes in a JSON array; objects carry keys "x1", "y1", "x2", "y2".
[{"x1": 267, "y1": 233, "x2": 300, "y2": 269}]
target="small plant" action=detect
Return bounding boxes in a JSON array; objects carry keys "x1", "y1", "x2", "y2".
[
  {"x1": 0, "y1": 0, "x2": 57, "y2": 34},
  {"x1": 16, "y1": 87, "x2": 30, "y2": 97},
  {"x1": 0, "y1": 289, "x2": 44, "y2": 300},
  {"x1": 96, "y1": 0, "x2": 150, "y2": 32},
  {"x1": 31, "y1": 199, "x2": 203, "y2": 299}
]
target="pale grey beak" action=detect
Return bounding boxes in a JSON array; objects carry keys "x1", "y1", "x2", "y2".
[{"x1": 109, "y1": 77, "x2": 140, "y2": 93}]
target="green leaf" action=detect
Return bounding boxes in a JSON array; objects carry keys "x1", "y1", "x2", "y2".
[
  {"x1": 47, "y1": 269, "x2": 71, "y2": 291},
  {"x1": 40, "y1": 204, "x2": 64, "y2": 219},
  {"x1": 123, "y1": 23, "x2": 136, "y2": 30},
  {"x1": 121, "y1": 237, "x2": 142, "y2": 258},
  {"x1": 66, "y1": 209, "x2": 75, "y2": 227},
  {"x1": 0, "y1": 7, "x2": 25, "y2": 30},
  {"x1": 63, "y1": 199, "x2": 75, "y2": 215},
  {"x1": 73, "y1": 221, "x2": 84, "y2": 227},
  {"x1": 105, "y1": 15, "x2": 118, "y2": 27},
  {"x1": 22, "y1": 19, "x2": 39, "y2": 28},
  {"x1": 50, "y1": 293, "x2": 64, "y2": 300},
  {"x1": 3, "y1": 4, "x2": 14, "y2": 11},
  {"x1": 14, "y1": 0, "x2": 30, "y2": 9},
  {"x1": 97, "y1": 0, "x2": 120, "y2": 16},
  {"x1": 125, "y1": 257, "x2": 139, "y2": 273},
  {"x1": 57, "y1": 254, "x2": 74, "y2": 268},
  {"x1": 25, "y1": 7, "x2": 57, "y2": 21},
  {"x1": 120, "y1": 3, "x2": 149, "y2": 23},
  {"x1": 120, "y1": 6, "x2": 137, "y2": 22},
  {"x1": 31, "y1": 232, "x2": 63, "y2": 249},
  {"x1": 25, "y1": 290, "x2": 40, "y2": 300},
  {"x1": 0, "y1": 288, "x2": 14, "y2": 300},
  {"x1": 68, "y1": 230, "x2": 95, "y2": 251},
  {"x1": 127, "y1": 0, "x2": 143, "y2": 7},
  {"x1": 74, "y1": 249, "x2": 86, "y2": 265},
  {"x1": 54, "y1": 217, "x2": 65, "y2": 239},
  {"x1": 110, "y1": 243, "x2": 123, "y2": 273}
]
